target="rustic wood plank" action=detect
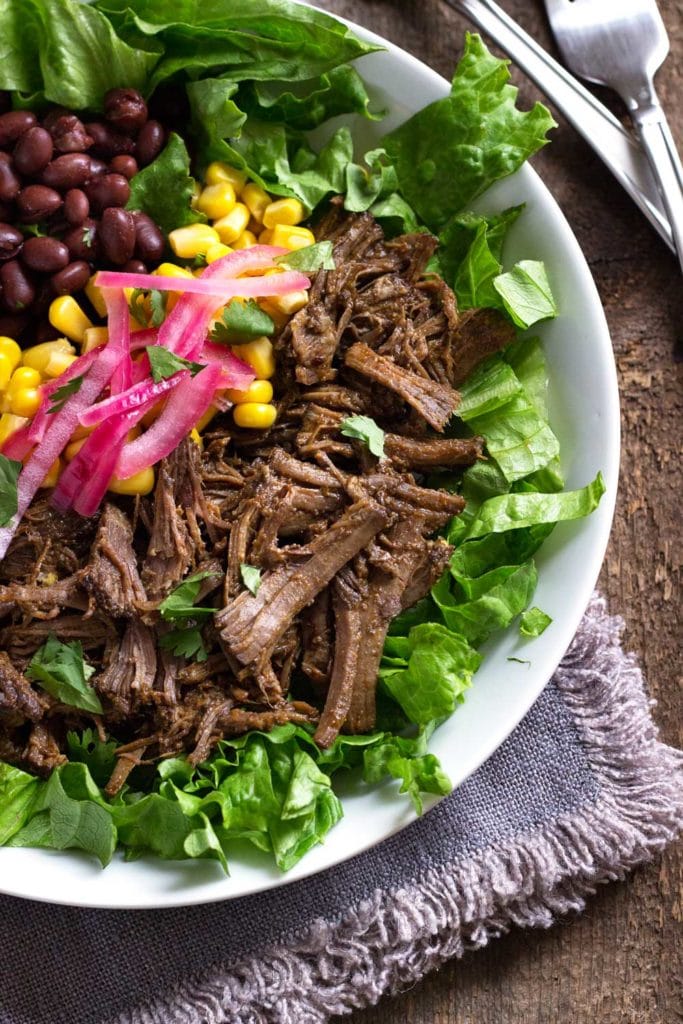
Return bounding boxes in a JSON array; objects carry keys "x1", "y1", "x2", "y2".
[{"x1": 316, "y1": 1, "x2": 682, "y2": 1020}]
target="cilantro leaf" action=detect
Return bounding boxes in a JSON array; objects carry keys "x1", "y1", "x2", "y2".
[
  {"x1": 129, "y1": 289, "x2": 168, "y2": 328},
  {"x1": 27, "y1": 636, "x2": 102, "y2": 715},
  {"x1": 240, "y1": 563, "x2": 262, "y2": 596},
  {"x1": 146, "y1": 346, "x2": 205, "y2": 383},
  {"x1": 47, "y1": 374, "x2": 83, "y2": 414},
  {"x1": 0, "y1": 454, "x2": 21, "y2": 527},
  {"x1": 149, "y1": 289, "x2": 169, "y2": 327},
  {"x1": 340, "y1": 414, "x2": 385, "y2": 458},
  {"x1": 210, "y1": 299, "x2": 274, "y2": 346},
  {"x1": 158, "y1": 571, "x2": 220, "y2": 621},
  {"x1": 159, "y1": 626, "x2": 208, "y2": 663},
  {"x1": 274, "y1": 241, "x2": 335, "y2": 272},
  {"x1": 519, "y1": 606, "x2": 552, "y2": 638}
]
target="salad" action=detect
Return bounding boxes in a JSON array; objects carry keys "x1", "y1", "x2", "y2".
[{"x1": 0, "y1": 0, "x2": 604, "y2": 874}]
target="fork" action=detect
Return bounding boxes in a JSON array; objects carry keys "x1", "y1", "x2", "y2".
[{"x1": 544, "y1": 0, "x2": 683, "y2": 273}]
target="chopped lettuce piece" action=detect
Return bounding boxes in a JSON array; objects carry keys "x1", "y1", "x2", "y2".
[
  {"x1": 432, "y1": 560, "x2": 538, "y2": 646},
  {"x1": 384, "y1": 34, "x2": 555, "y2": 230},
  {"x1": 493, "y1": 260, "x2": 558, "y2": 328},
  {"x1": 519, "y1": 607, "x2": 552, "y2": 637},
  {"x1": 340, "y1": 415, "x2": 385, "y2": 458},
  {"x1": 0, "y1": 762, "x2": 40, "y2": 845},
  {"x1": 465, "y1": 473, "x2": 606, "y2": 538}
]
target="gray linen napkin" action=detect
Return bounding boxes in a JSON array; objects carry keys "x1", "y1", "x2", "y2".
[{"x1": 1, "y1": 595, "x2": 681, "y2": 1024}]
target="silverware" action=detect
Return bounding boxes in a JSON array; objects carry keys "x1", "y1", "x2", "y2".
[
  {"x1": 543, "y1": 0, "x2": 683, "y2": 271},
  {"x1": 444, "y1": 0, "x2": 675, "y2": 252}
]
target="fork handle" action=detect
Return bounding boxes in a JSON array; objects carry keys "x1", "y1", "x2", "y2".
[{"x1": 632, "y1": 102, "x2": 683, "y2": 274}]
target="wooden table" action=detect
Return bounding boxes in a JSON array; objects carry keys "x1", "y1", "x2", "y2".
[{"x1": 315, "y1": 2, "x2": 682, "y2": 1020}]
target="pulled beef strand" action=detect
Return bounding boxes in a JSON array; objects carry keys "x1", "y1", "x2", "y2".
[{"x1": 0, "y1": 207, "x2": 503, "y2": 775}]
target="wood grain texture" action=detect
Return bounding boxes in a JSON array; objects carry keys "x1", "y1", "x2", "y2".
[{"x1": 315, "y1": 1, "x2": 682, "y2": 1021}]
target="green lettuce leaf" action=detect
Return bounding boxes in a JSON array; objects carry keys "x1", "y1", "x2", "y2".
[
  {"x1": 7, "y1": 763, "x2": 116, "y2": 867},
  {"x1": 493, "y1": 260, "x2": 558, "y2": 328},
  {"x1": 384, "y1": 33, "x2": 555, "y2": 230},
  {"x1": 439, "y1": 206, "x2": 523, "y2": 306},
  {"x1": 66, "y1": 729, "x2": 118, "y2": 789},
  {"x1": 465, "y1": 473, "x2": 606, "y2": 538},
  {"x1": 0, "y1": 762, "x2": 41, "y2": 845},
  {"x1": 241, "y1": 64, "x2": 379, "y2": 130},
  {"x1": 432, "y1": 560, "x2": 538, "y2": 646},
  {"x1": 380, "y1": 623, "x2": 481, "y2": 725},
  {"x1": 127, "y1": 131, "x2": 204, "y2": 234},
  {"x1": 362, "y1": 730, "x2": 451, "y2": 814},
  {"x1": 520, "y1": 607, "x2": 552, "y2": 637}
]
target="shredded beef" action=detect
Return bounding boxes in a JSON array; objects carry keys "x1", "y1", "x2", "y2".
[{"x1": 83, "y1": 504, "x2": 146, "y2": 617}]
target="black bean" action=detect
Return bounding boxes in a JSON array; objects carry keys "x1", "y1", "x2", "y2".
[
  {"x1": 49, "y1": 114, "x2": 93, "y2": 154},
  {"x1": 0, "y1": 111, "x2": 37, "y2": 147},
  {"x1": 132, "y1": 211, "x2": 165, "y2": 262},
  {"x1": 63, "y1": 188, "x2": 89, "y2": 226},
  {"x1": 104, "y1": 88, "x2": 148, "y2": 135},
  {"x1": 88, "y1": 158, "x2": 107, "y2": 178},
  {"x1": 122, "y1": 258, "x2": 146, "y2": 274},
  {"x1": 64, "y1": 218, "x2": 99, "y2": 261},
  {"x1": 86, "y1": 121, "x2": 135, "y2": 158},
  {"x1": 0, "y1": 153, "x2": 21, "y2": 203},
  {"x1": 135, "y1": 121, "x2": 165, "y2": 167},
  {"x1": 42, "y1": 108, "x2": 69, "y2": 132},
  {"x1": 109, "y1": 154, "x2": 138, "y2": 180},
  {"x1": 21, "y1": 235, "x2": 70, "y2": 273},
  {"x1": 16, "y1": 184, "x2": 62, "y2": 221},
  {"x1": 13, "y1": 126, "x2": 54, "y2": 176},
  {"x1": 35, "y1": 320, "x2": 62, "y2": 343},
  {"x1": 86, "y1": 173, "x2": 130, "y2": 213},
  {"x1": 50, "y1": 260, "x2": 90, "y2": 295},
  {"x1": 0, "y1": 94, "x2": 11, "y2": 116},
  {"x1": 0, "y1": 224, "x2": 23, "y2": 261},
  {"x1": 100, "y1": 207, "x2": 135, "y2": 265},
  {"x1": 0, "y1": 313, "x2": 30, "y2": 339},
  {"x1": 0, "y1": 202, "x2": 12, "y2": 222},
  {"x1": 0, "y1": 260, "x2": 35, "y2": 312},
  {"x1": 42, "y1": 153, "x2": 93, "y2": 190}
]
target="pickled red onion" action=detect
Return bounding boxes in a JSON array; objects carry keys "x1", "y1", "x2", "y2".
[
  {"x1": 95, "y1": 269, "x2": 309, "y2": 301},
  {"x1": 79, "y1": 371, "x2": 189, "y2": 429}
]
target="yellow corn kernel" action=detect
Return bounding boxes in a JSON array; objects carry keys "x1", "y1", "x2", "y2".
[
  {"x1": 84, "y1": 275, "x2": 107, "y2": 319},
  {"x1": 0, "y1": 337, "x2": 21, "y2": 372},
  {"x1": 225, "y1": 379, "x2": 274, "y2": 405},
  {"x1": 141, "y1": 398, "x2": 166, "y2": 428},
  {"x1": 82, "y1": 327, "x2": 109, "y2": 354},
  {"x1": 49, "y1": 296, "x2": 93, "y2": 344},
  {"x1": 258, "y1": 228, "x2": 274, "y2": 245},
  {"x1": 0, "y1": 353, "x2": 13, "y2": 391},
  {"x1": 108, "y1": 466, "x2": 155, "y2": 496},
  {"x1": 205, "y1": 243, "x2": 234, "y2": 265},
  {"x1": 10, "y1": 387, "x2": 42, "y2": 418},
  {"x1": 232, "y1": 230, "x2": 258, "y2": 250},
  {"x1": 233, "y1": 336, "x2": 275, "y2": 379},
  {"x1": 242, "y1": 183, "x2": 271, "y2": 224},
  {"x1": 195, "y1": 404, "x2": 219, "y2": 432},
  {"x1": 64, "y1": 436, "x2": 87, "y2": 462},
  {"x1": 22, "y1": 338, "x2": 75, "y2": 375},
  {"x1": 70, "y1": 423, "x2": 95, "y2": 442},
  {"x1": 40, "y1": 457, "x2": 62, "y2": 489},
  {"x1": 168, "y1": 224, "x2": 220, "y2": 260},
  {"x1": 213, "y1": 204, "x2": 250, "y2": 245},
  {"x1": 189, "y1": 427, "x2": 203, "y2": 451},
  {"x1": 8, "y1": 367, "x2": 41, "y2": 393},
  {"x1": 0, "y1": 413, "x2": 28, "y2": 446},
  {"x1": 233, "y1": 402, "x2": 277, "y2": 429},
  {"x1": 262, "y1": 290, "x2": 309, "y2": 319},
  {"x1": 196, "y1": 183, "x2": 236, "y2": 220},
  {"x1": 152, "y1": 262, "x2": 193, "y2": 280},
  {"x1": 205, "y1": 162, "x2": 248, "y2": 193},
  {"x1": 270, "y1": 224, "x2": 315, "y2": 251},
  {"x1": 44, "y1": 352, "x2": 77, "y2": 379},
  {"x1": 263, "y1": 198, "x2": 305, "y2": 229}
]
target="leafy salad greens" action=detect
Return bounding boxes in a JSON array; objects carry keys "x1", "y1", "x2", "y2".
[{"x1": 0, "y1": 0, "x2": 604, "y2": 875}]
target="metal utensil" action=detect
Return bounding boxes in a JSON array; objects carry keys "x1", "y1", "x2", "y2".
[
  {"x1": 543, "y1": 0, "x2": 683, "y2": 271},
  {"x1": 445, "y1": 0, "x2": 674, "y2": 252}
]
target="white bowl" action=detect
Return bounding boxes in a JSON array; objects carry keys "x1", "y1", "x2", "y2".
[{"x1": 0, "y1": 11, "x2": 619, "y2": 909}]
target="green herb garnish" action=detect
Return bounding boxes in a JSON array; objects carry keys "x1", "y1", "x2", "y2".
[
  {"x1": 240, "y1": 563, "x2": 262, "y2": 596},
  {"x1": 210, "y1": 299, "x2": 274, "y2": 346},
  {"x1": 274, "y1": 241, "x2": 335, "y2": 272},
  {"x1": 0, "y1": 454, "x2": 21, "y2": 527},
  {"x1": 158, "y1": 571, "x2": 219, "y2": 621},
  {"x1": 27, "y1": 636, "x2": 102, "y2": 715},
  {"x1": 146, "y1": 346, "x2": 205, "y2": 383},
  {"x1": 340, "y1": 414, "x2": 385, "y2": 458},
  {"x1": 519, "y1": 607, "x2": 552, "y2": 638},
  {"x1": 47, "y1": 374, "x2": 83, "y2": 414}
]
